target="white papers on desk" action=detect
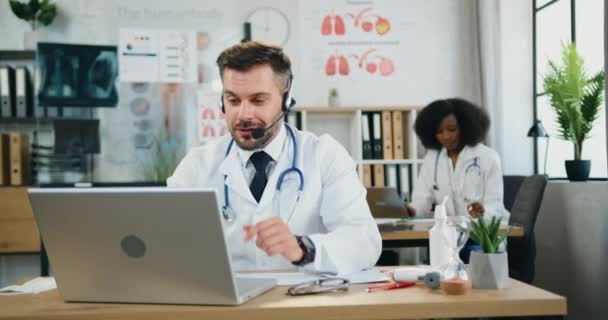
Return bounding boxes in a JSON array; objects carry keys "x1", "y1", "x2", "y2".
[
  {"x1": 238, "y1": 269, "x2": 389, "y2": 286},
  {"x1": 375, "y1": 218, "x2": 434, "y2": 224},
  {"x1": 0, "y1": 277, "x2": 56, "y2": 295}
]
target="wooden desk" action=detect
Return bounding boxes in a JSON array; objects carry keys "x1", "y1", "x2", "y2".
[
  {"x1": 0, "y1": 187, "x2": 49, "y2": 276},
  {"x1": 380, "y1": 220, "x2": 524, "y2": 248},
  {"x1": 0, "y1": 279, "x2": 566, "y2": 319}
]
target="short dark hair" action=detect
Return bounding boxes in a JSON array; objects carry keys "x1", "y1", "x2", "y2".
[
  {"x1": 216, "y1": 41, "x2": 292, "y2": 88},
  {"x1": 414, "y1": 98, "x2": 490, "y2": 150}
]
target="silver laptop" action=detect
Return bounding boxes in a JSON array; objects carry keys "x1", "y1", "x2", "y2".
[
  {"x1": 366, "y1": 187, "x2": 410, "y2": 218},
  {"x1": 28, "y1": 187, "x2": 275, "y2": 305}
]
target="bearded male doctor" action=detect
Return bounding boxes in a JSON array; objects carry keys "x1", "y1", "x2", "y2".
[{"x1": 167, "y1": 41, "x2": 381, "y2": 274}]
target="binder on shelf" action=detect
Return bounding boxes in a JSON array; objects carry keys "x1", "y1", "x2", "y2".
[
  {"x1": 381, "y1": 111, "x2": 393, "y2": 159},
  {"x1": 398, "y1": 164, "x2": 411, "y2": 202},
  {"x1": 285, "y1": 111, "x2": 302, "y2": 130},
  {"x1": 385, "y1": 164, "x2": 398, "y2": 189},
  {"x1": 361, "y1": 112, "x2": 372, "y2": 159},
  {"x1": 371, "y1": 112, "x2": 382, "y2": 159},
  {"x1": 15, "y1": 66, "x2": 33, "y2": 118},
  {"x1": 362, "y1": 164, "x2": 373, "y2": 188},
  {"x1": 9, "y1": 132, "x2": 31, "y2": 186},
  {"x1": 392, "y1": 111, "x2": 410, "y2": 159},
  {"x1": 410, "y1": 111, "x2": 421, "y2": 159},
  {"x1": 0, "y1": 133, "x2": 9, "y2": 185},
  {"x1": 391, "y1": 111, "x2": 403, "y2": 159},
  {"x1": 373, "y1": 164, "x2": 385, "y2": 187},
  {"x1": 0, "y1": 66, "x2": 16, "y2": 117}
]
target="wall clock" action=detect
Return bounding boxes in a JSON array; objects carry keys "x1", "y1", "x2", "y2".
[{"x1": 245, "y1": 7, "x2": 290, "y2": 47}]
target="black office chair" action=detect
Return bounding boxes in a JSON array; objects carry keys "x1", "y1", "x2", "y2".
[
  {"x1": 506, "y1": 175, "x2": 548, "y2": 284},
  {"x1": 502, "y1": 175, "x2": 526, "y2": 211}
]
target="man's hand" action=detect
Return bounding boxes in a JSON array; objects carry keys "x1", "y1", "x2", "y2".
[
  {"x1": 243, "y1": 216, "x2": 304, "y2": 263},
  {"x1": 467, "y1": 202, "x2": 485, "y2": 218}
]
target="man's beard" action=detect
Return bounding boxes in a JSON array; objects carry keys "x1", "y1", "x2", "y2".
[{"x1": 231, "y1": 121, "x2": 278, "y2": 151}]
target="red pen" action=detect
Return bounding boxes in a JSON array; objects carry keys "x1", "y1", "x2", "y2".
[{"x1": 366, "y1": 281, "x2": 415, "y2": 293}]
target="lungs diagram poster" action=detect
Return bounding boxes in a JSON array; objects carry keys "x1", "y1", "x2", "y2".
[{"x1": 298, "y1": 0, "x2": 418, "y2": 106}]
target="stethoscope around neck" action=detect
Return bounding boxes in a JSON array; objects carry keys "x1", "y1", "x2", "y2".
[
  {"x1": 222, "y1": 124, "x2": 304, "y2": 222},
  {"x1": 432, "y1": 150, "x2": 480, "y2": 191}
]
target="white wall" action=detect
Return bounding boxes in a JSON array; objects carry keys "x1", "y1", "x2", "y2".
[{"x1": 0, "y1": 0, "x2": 535, "y2": 182}]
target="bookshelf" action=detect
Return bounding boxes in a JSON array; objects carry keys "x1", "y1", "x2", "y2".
[
  {"x1": 292, "y1": 106, "x2": 424, "y2": 201},
  {"x1": 0, "y1": 50, "x2": 100, "y2": 186}
]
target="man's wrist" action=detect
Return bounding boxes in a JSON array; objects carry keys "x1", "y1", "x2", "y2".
[{"x1": 292, "y1": 235, "x2": 315, "y2": 266}]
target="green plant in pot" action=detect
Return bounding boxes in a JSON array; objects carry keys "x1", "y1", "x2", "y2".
[
  {"x1": 141, "y1": 136, "x2": 180, "y2": 183},
  {"x1": 328, "y1": 88, "x2": 339, "y2": 106},
  {"x1": 543, "y1": 43, "x2": 605, "y2": 181},
  {"x1": 469, "y1": 216, "x2": 511, "y2": 289},
  {"x1": 9, "y1": 0, "x2": 58, "y2": 49}
]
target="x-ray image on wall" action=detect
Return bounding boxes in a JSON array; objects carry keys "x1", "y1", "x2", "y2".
[{"x1": 37, "y1": 43, "x2": 119, "y2": 107}]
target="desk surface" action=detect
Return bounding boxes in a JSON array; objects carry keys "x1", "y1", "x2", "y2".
[
  {"x1": 0, "y1": 279, "x2": 566, "y2": 320},
  {"x1": 380, "y1": 220, "x2": 524, "y2": 241}
]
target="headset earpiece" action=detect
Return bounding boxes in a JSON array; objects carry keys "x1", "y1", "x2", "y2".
[{"x1": 282, "y1": 75, "x2": 295, "y2": 112}]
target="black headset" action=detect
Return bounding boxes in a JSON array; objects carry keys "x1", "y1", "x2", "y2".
[{"x1": 220, "y1": 74, "x2": 296, "y2": 113}]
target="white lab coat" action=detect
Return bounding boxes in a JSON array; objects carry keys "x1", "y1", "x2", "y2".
[
  {"x1": 411, "y1": 144, "x2": 510, "y2": 222},
  {"x1": 167, "y1": 124, "x2": 382, "y2": 274}
]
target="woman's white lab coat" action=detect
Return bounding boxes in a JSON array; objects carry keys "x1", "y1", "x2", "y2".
[
  {"x1": 167, "y1": 126, "x2": 382, "y2": 274},
  {"x1": 410, "y1": 143, "x2": 510, "y2": 222}
]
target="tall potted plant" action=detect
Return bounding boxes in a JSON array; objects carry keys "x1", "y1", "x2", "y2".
[
  {"x1": 469, "y1": 216, "x2": 511, "y2": 289},
  {"x1": 9, "y1": 0, "x2": 58, "y2": 50},
  {"x1": 543, "y1": 43, "x2": 605, "y2": 181}
]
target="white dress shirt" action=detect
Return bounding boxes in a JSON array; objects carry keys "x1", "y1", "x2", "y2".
[{"x1": 167, "y1": 124, "x2": 382, "y2": 274}]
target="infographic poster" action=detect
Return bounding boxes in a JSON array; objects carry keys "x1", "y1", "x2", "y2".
[
  {"x1": 119, "y1": 28, "x2": 197, "y2": 83},
  {"x1": 298, "y1": 0, "x2": 414, "y2": 106}
]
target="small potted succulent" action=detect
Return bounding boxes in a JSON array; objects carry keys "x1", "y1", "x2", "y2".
[
  {"x1": 328, "y1": 88, "x2": 339, "y2": 107},
  {"x1": 9, "y1": 0, "x2": 58, "y2": 50},
  {"x1": 469, "y1": 216, "x2": 511, "y2": 289}
]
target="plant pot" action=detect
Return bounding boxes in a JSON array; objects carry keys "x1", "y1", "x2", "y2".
[
  {"x1": 565, "y1": 160, "x2": 591, "y2": 181},
  {"x1": 328, "y1": 94, "x2": 339, "y2": 107},
  {"x1": 470, "y1": 251, "x2": 509, "y2": 289}
]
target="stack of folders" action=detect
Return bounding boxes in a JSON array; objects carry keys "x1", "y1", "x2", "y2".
[
  {"x1": 360, "y1": 110, "x2": 413, "y2": 201},
  {"x1": 0, "y1": 133, "x2": 9, "y2": 185},
  {"x1": 0, "y1": 132, "x2": 32, "y2": 186},
  {"x1": 0, "y1": 66, "x2": 34, "y2": 118}
]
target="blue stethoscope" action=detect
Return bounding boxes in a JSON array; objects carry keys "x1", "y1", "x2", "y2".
[
  {"x1": 222, "y1": 124, "x2": 304, "y2": 222},
  {"x1": 433, "y1": 150, "x2": 480, "y2": 191}
]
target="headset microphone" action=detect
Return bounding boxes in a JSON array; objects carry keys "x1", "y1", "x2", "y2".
[{"x1": 251, "y1": 108, "x2": 290, "y2": 139}]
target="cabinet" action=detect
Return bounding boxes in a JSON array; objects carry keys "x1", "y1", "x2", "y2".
[
  {"x1": 0, "y1": 50, "x2": 96, "y2": 185},
  {"x1": 0, "y1": 187, "x2": 39, "y2": 253},
  {"x1": 293, "y1": 106, "x2": 424, "y2": 199}
]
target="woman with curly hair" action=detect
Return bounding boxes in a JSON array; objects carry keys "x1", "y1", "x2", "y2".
[{"x1": 406, "y1": 98, "x2": 509, "y2": 221}]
